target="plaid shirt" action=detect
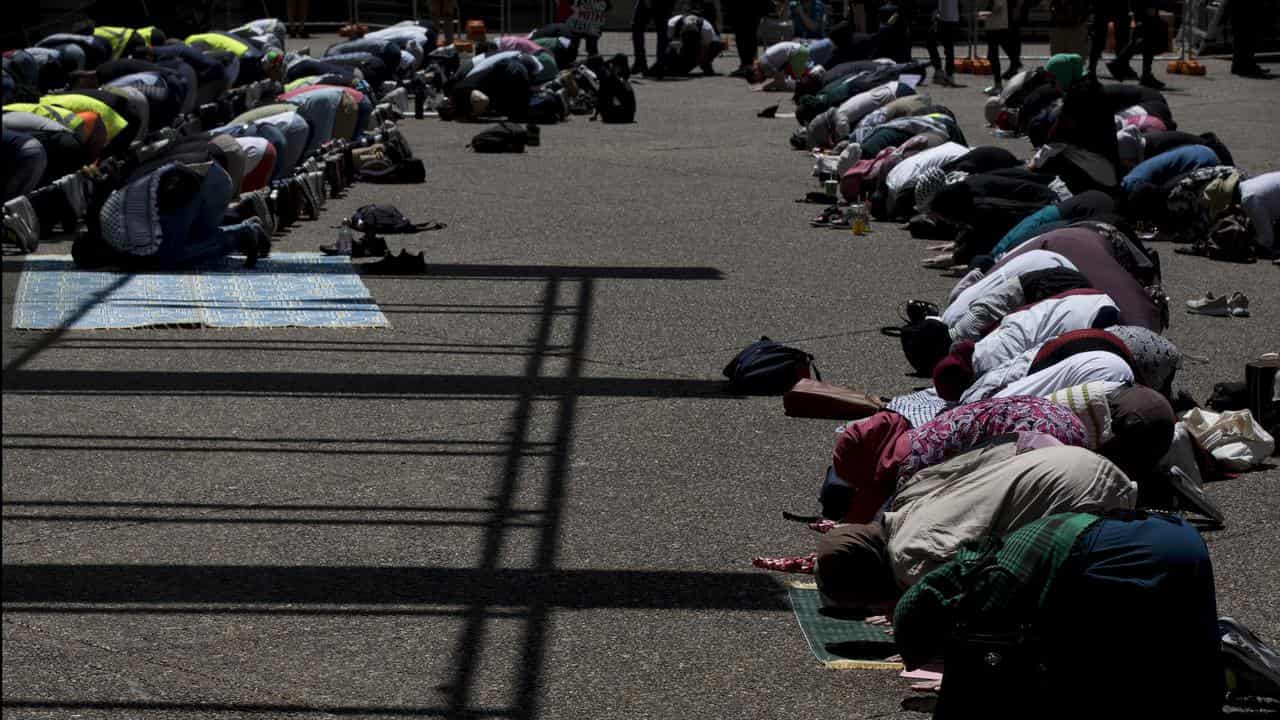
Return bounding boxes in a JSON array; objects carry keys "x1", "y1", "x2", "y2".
[{"x1": 892, "y1": 512, "x2": 1100, "y2": 669}]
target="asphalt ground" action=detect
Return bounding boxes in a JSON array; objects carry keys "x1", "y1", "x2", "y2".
[{"x1": 3, "y1": 34, "x2": 1279, "y2": 719}]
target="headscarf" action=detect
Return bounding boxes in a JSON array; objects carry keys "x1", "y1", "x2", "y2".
[
  {"x1": 815, "y1": 522, "x2": 897, "y2": 607},
  {"x1": 827, "y1": 411, "x2": 912, "y2": 522},
  {"x1": 1101, "y1": 385, "x2": 1177, "y2": 478},
  {"x1": 899, "y1": 396, "x2": 1088, "y2": 481},
  {"x1": 1044, "y1": 53, "x2": 1085, "y2": 90},
  {"x1": 1106, "y1": 326, "x2": 1182, "y2": 393}
]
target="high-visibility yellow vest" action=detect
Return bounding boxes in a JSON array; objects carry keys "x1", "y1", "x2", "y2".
[
  {"x1": 93, "y1": 26, "x2": 139, "y2": 59},
  {"x1": 185, "y1": 32, "x2": 250, "y2": 57},
  {"x1": 5, "y1": 102, "x2": 84, "y2": 132},
  {"x1": 40, "y1": 94, "x2": 128, "y2": 141}
]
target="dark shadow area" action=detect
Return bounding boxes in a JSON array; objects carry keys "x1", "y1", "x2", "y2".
[
  {"x1": 1, "y1": 262, "x2": 747, "y2": 720},
  {"x1": 2, "y1": 565, "x2": 789, "y2": 610},
  {"x1": 0, "y1": 699, "x2": 513, "y2": 718},
  {"x1": 2, "y1": 370, "x2": 736, "y2": 399}
]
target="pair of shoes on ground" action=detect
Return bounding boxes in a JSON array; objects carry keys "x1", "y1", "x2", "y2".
[
  {"x1": 320, "y1": 233, "x2": 388, "y2": 258},
  {"x1": 1186, "y1": 291, "x2": 1250, "y2": 317},
  {"x1": 361, "y1": 249, "x2": 426, "y2": 275},
  {"x1": 810, "y1": 205, "x2": 849, "y2": 229}
]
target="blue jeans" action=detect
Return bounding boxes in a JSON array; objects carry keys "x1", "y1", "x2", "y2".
[
  {"x1": 153, "y1": 164, "x2": 253, "y2": 267},
  {"x1": 1043, "y1": 513, "x2": 1224, "y2": 717}
]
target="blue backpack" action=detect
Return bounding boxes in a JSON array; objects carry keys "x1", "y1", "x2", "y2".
[{"x1": 722, "y1": 337, "x2": 820, "y2": 395}]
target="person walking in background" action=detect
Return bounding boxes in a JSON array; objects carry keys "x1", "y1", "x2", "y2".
[
  {"x1": 1087, "y1": 0, "x2": 1127, "y2": 76},
  {"x1": 1230, "y1": 0, "x2": 1272, "y2": 78},
  {"x1": 430, "y1": 0, "x2": 459, "y2": 43},
  {"x1": 790, "y1": 0, "x2": 826, "y2": 39},
  {"x1": 728, "y1": 0, "x2": 773, "y2": 76},
  {"x1": 983, "y1": 0, "x2": 1020, "y2": 95},
  {"x1": 1004, "y1": 0, "x2": 1035, "y2": 79},
  {"x1": 286, "y1": 0, "x2": 311, "y2": 38},
  {"x1": 1106, "y1": 0, "x2": 1165, "y2": 89},
  {"x1": 631, "y1": 0, "x2": 676, "y2": 75},
  {"x1": 926, "y1": 0, "x2": 963, "y2": 86}
]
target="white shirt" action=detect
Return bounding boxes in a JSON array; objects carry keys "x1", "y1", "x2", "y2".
[
  {"x1": 1240, "y1": 171, "x2": 1280, "y2": 251},
  {"x1": 972, "y1": 293, "x2": 1118, "y2": 376},
  {"x1": 667, "y1": 15, "x2": 720, "y2": 43},
  {"x1": 885, "y1": 141, "x2": 970, "y2": 193},
  {"x1": 942, "y1": 250, "x2": 1077, "y2": 326},
  {"x1": 994, "y1": 350, "x2": 1135, "y2": 399}
]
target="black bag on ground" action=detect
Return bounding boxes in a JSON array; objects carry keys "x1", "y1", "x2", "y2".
[
  {"x1": 356, "y1": 157, "x2": 426, "y2": 183},
  {"x1": 594, "y1": 58, "x2": 636, "y2": 124},
  {"x1": 349, "y1": 204, "x2": 441, "y2": 233},
  {"x1": 468, "y1": 122, "x2": 527, "y2": 153},
  {"x1": 722, "y1": 336, "x2": 820, "y2": 394}
]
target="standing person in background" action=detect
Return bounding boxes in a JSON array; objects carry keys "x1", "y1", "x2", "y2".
[
  {"x1": 431, "y1": 0, "x2": 460, "y2": 44},
  {"x1": 926, "y1": 0, "x2": 963, "y2": 86},
  {"x1": 983, "y1": 0, "x2": 1020, "y2": 95},
  {"x1": 1087, "y1": 0, "x2": 1128, "y2": 76},
  {"x1": 728, "y1": 0, "x2": 772, "y2": 76},
  {"x1": 1004, "y1": 0, "x2": 1035, "y2": 78},
  {"x1": 1230, "y1": 0, "x2": 1272, "y2": 78},
  {"x1": 789, "y1": 0, "x2": 826, "y2": 38},
  {"x1": 286, "y1": 0, "x2": 311, "y2": 38},
  {"x1": 1106, "y1": 0, "x2": 1164, "y2": 89},
  {"x1": 631, "y1": 0, "x2": 676, "y2": 75}
]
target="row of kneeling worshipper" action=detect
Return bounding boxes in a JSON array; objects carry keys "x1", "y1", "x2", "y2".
[
  {"x1": 742, "y1": 42, "x2": 1280, "y2": 716},
  {"x1": 3, "y1": 18, "x2": 434, "y2": 263}
]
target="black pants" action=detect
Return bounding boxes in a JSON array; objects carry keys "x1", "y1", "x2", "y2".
[
  {"x1": 1230, "y1": 0, "x2": 1258, "y2": 71},
  {"x1": 729, "y1": 5, "x2": 765, "y2": 67},
  {"x1": 567, "y1": 34, "x2": 601, "y2": 60},
  {"x1": 927, "y1": 19, "x2": 958, "y2": 76},
  {"x1": 1115, "y1": 0, "x2": 1157, "y2": 73},
  {"x1": 987, "y1": 30, "x2": 1019, "y2": 82},
  {"x1": 1089, "y1": 1, "x2": 1130, "y2": 71},
  {"x1": 632, "y1": 0, "x2": 675, "y2": 68}
]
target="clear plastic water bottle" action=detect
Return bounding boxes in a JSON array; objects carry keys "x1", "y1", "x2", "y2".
[{"x1": 336, "y1": 222, "x2": 354, "y2": 255}]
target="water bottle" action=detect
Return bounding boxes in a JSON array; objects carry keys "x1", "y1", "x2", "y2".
[{"x1": 336, "y1": 222, "x2": 354, "y2": 255}]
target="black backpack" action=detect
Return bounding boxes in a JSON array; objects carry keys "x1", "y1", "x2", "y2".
[
  {"x1": 349, "y1": 204, "x2": 438, "y2": 234},
  {"x1": 593, "y1": 56, "x2": 636, "y2": 124},
  {"x1": 468, "y1": 122, "x2": 527, "y2": 153},
  {"x1": 722, "y1": 337, "x2": 820, "y2": 395}
]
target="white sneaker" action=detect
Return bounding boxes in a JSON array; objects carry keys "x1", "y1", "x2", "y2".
[
  {"x1": 1186, "y1": 292, "x2": 1231, "y2": 317},
  {"x1": 1229, "y1": 291, "x2": 1251, "y2": 317}
]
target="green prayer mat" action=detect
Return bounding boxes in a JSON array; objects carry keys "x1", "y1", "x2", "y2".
[{"x1": 786, "y1": 580, "x2": 903, "y2": 670}]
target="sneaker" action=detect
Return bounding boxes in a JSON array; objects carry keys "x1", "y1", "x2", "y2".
[
  {"x1": 1139, "y1": 72, "x2": 1167, "y2": 90},
  {"x1": 1231, "y1": 64, "x2": 1274, "y2": 78},
  {"x1": 810, "y1": 205, "x2": 841, "y2": 228},
  {"x1": 361, "y1": 249, "x2": 426, "y2": 275},
  {"x1": 982, "y1": 84, "x2": 1002, "y2": 96},
  {"x1": 1229, "y1": 291, "x2": 1251, "y2": 317},
  {"x1": 1221, "y1": 617, "x2": 1280, "y2": 700},
  {"x1": 729, "y1": 65, "x2": 751, "y2": 78},
  {"x1": 1107, "y1": 59, "x2": 1138, "y2": 81},
  {"x1": 1186, "y1": 292, "x2": 1231, "y2": 317},
  {"x1": 1000, "y1": 63, "x2": 1023, "y2": 81},
  {"x1": 320, "y1": 234, "x2": 387, "y2": 258}
]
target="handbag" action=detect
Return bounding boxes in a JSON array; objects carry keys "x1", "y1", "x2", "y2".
[
  {"x1": 783, "y1": 379, "x2": 886, "y2": 419},
  {"x1": 933, "y1": 545, "x2": 1051, "y2": 719}
]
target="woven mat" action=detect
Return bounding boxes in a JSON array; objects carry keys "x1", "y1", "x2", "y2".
[
  {"x1": 786, "y1": 580, "x2": 903, "y2": 670},
  {"x1": 12, "y1": 253, "x2": 390, "y2": 330}
]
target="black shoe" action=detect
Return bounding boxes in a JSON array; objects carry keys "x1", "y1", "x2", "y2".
[
  {"x1": 1139, "y1": 72, "x2": 1167, "y2": 90},
  {"x1": 361, "y1": 249, "x2": 426, "y2": 275},
  {"x1": 729, "y1": 65, "x2": 751, "y2": 78},
  {"x1": 239, "y1": 226, "x2": 261, "y2": 269},
  {"x1": 629, "y1": 61, "x2": 648, "y2": 76},
  {"x1": 1106, "y1": 59, "x2": 1138, "y2": 81},
  {"x1": 1232, "y1": 65, "x2": 1274, "y2": 78},
  {"x1": 1001, "y1": 63, "x2": 1023, "y2": 81},
  {"x1": 700, "y1": 63, "x2": 717, "y2": 76}
]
